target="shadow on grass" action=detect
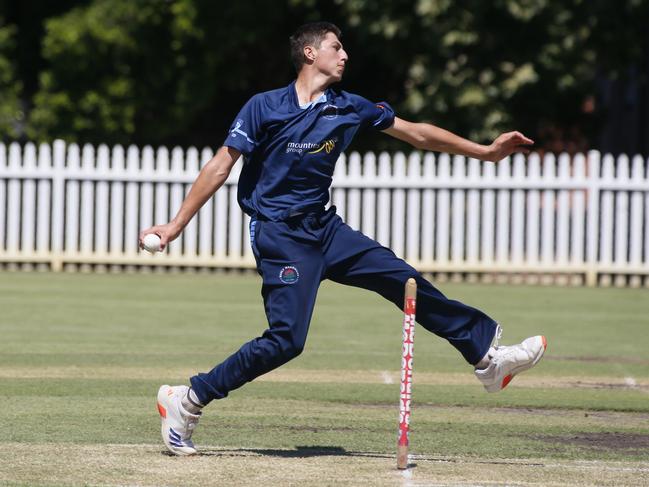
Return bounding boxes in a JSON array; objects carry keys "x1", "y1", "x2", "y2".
[
  {"x1": 243, "y1": 446, "x2": 352, "y2": 458},
  {"x1": 206, "y1": 446, "x2": 419, "y2": 468},
  {"x1": 161, "y1": 445, "x2": 410, "y2": 462},
  {"x1": 219, "y1": 445, "x2": 396, "y2": 459}
]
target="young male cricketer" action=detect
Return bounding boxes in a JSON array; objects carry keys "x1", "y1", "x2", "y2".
[{"x1": 141, "y1": 22, "x2": 547, "y2": 456}]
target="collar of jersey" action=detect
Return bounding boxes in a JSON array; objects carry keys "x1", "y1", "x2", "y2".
[{"x1": 289, "y1": 80, "x2": 331, "y2": 111}]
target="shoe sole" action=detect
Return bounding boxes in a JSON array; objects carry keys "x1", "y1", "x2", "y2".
[
  {"x1": 493, "y1": 336, "x2": 547, "y2": 392},
  {"x1": 157, "y1": 385, "x2": 197, "y2": 456}
]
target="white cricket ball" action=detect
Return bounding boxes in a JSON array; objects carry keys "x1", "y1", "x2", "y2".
[{"x1": 143, "y1": 233, "x2": 162, "y2": 253}]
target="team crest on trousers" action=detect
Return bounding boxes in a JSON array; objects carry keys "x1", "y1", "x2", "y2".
[{"x1": 279, "y1": 266, "x2": 299, "y2": 284}]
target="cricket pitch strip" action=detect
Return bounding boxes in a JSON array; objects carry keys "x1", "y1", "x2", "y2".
[{"x1": 1, "y1": 442, "x2": 647, "y2": 486}]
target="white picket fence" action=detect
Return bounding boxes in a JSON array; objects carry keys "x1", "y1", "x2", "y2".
[{"x1": 1, "y1": 140, "x2": 649, "y2": 286}]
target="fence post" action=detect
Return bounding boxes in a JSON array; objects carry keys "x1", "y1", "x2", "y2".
[
  {"x1": 585, "y1": 150, "x2": 601, "y2": 286},
  {"x1": 7, "y1": 144, "x2": 21, "y2": 254},
  {"x1": 614, "y1": 155, "x2": 630, "y2": 279},
  {"x1": 421, "y1": 153, "x2": 436, "y2": 264},
  {"x1": 376, "y1": 152, "x2": 392, "y2": 247},
  {"x1": 436, "y1": 153, "x2": 451, "y2": 265},
  {"x1": 50, "y1": 140, "x2": 66, "y2": 271},
  {"x1": 392, "y1": 152, "x2": 407, "y2": 258},
  {"x1": 451, "y1": 155, "x2": 466, "y2": 266},
  {"x1": 347, "y1": 152, "x2": 362, "y2": 232},
  {"x1": 556, "y1": 153, "x2": 571, "y2": 267},
  {"x1": 510, "y1": 154, "x2": 526, "y2": 265},
  {"x1": 406, "y1": 152, "x2": 422, "y2": 263},
  {"x1": 361, "y1": 152, "x2": 377, "y2": 240},
  {"x1": 496, "y1": 156, "x2": 511, "y2": 265},
  {"x1": 629, "y1": 155, "x2": 644, "y2": 269},
  {"x1": 21, "y1": 144, "x2": 37, "y2": 256}
]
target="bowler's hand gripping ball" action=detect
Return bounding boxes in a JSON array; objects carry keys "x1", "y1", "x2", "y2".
[{"x1": 143, "y1": 233, "x2": 162, "y2": 253}]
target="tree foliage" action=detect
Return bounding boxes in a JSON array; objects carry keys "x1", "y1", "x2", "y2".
[
  {"x1": 25, "y1": 0, "x2": 317, "y2": 145},
  {"x1": 2, "y1": 0, "x2": 647, "y2": 151},
  {"x1": 0, "y1": 17, "x2": 22, "y2": 139},
  {"x1": 336, "y1": 0, "x2": 649, "y2": 149}
]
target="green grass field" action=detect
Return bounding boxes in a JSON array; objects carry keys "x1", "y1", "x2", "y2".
[{"x1": 1, "y1": 271, "x2": 648, "y2": 486}]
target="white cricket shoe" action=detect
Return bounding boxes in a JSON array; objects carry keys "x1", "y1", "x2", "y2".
[
  {"x1": 157, "y1": 385, "x2": 201, "y2": 455},
  {"x1": 474, "y1": 335, "x2": 547, "y2": 393}
]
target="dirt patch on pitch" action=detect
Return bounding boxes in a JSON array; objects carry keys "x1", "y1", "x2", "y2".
[
  {"x1": 535, "y1": 432, "x2": 649, "y2": 454},
  {"x1": 549, "y1": 355, "x2": 649, "y2": 366},
  {"x1": 568, "y1": 380, "x2": 645, "y2": 390},
  {"x1": 488, "y1": 406, "x2": 649, "y2": 423}
]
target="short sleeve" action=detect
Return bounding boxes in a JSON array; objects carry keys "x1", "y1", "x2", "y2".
[
  {"x1": 353, "y1": 96, "x2": 396, "y2": 131},
  {"x1": 223, "y1": 95, "x2": 263, "y2": 156}
]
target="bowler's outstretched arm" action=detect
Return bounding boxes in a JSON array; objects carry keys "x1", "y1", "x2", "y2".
[{"x1": 383, "y1": 117, "x2": 533, "y2": 163}]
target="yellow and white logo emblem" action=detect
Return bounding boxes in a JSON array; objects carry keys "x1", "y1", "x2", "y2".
[{"x1": 307, "y1": 139, "x2": 336, "y2": 154}]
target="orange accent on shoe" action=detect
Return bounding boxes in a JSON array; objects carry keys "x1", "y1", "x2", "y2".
[
  {"x1": 542, "y1": 336, "x2": 547, "y2": 350},
  {"x1": 157, "y1": 403, "x2": 167, "y2": 418},
  {"x1": 167, "y1": 389, "x2": 173, "y2": 396},
  {"x1": 501, "y1": 374, "x2": 513, "y2": 389}
]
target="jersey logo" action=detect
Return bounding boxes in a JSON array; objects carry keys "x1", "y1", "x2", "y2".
[
  {"x1": 286, "y1": 142, "x2": 319, "y2": 154},
  {"x1": 230, "y1": 119, "x2": 255, "y2": 144},
  {"x1": 321, "y1": 104, "x2": 339, "y2": 120},
  {"x1": 285, "y1": 138, "x2": 337, "y2": 155},
  {"x1": 307, "y1": 139, "x2": 336, "y2": 154},
  {"x1": 279, "y1": 266, "x2": 299, "y2": 284}
]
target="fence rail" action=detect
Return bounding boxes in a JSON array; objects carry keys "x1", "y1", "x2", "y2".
[{"x1": 1, "y1": 140, "x2": 649, "y2": 286}]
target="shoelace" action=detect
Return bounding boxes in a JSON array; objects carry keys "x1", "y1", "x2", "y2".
[
  {"x1": 494, "y1": 324, "x2": 502, "y2": 348},
  {"x1": 485, "y1": 325, "x2": 505, "y2": 366}
]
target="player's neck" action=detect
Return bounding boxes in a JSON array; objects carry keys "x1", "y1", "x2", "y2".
[{"x1": 294, "y1": 70, "x2": 333, "y2": 106}]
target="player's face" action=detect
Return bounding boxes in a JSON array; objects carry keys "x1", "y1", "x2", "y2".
[{"x1": 313, "y1": 32, "x2": 348, "y2": 81}]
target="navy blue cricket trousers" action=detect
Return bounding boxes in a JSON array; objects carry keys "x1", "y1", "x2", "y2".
[{"x1": 190, "y1": 208, "x2": 498, "y2": 404}]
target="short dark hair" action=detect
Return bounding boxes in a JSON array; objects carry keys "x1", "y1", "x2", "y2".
[{"x1": 289, "y1": 22, "x2": 342, "y2": 73}]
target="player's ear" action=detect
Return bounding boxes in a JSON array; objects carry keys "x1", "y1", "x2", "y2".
[{"x1": 303, "y1": 45, "x2": 316, "y2": 63}]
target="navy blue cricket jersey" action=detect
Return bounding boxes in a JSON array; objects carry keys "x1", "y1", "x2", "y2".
[{"x1": 223, "y1": 81, "x2": 395, "y2": 221}]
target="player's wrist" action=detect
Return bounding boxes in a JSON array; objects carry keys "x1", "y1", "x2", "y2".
[
  {"x1": 168, "y1": 218, "x2": 186, "y2": 235},
  {"x1": 479, "y1": 144, "x2": 496, "y2": 162}
]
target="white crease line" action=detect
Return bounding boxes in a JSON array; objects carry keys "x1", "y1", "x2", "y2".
[
  {"x1": 401, "y1": 468, "x2": 413, "y2": 479},
  {"x1": 400, "y1": 456, "x2": 414, "y2": 487},
  {"x1": 381, "y1": 371, "x2": 394, "y2": 384}
]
